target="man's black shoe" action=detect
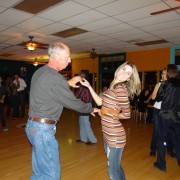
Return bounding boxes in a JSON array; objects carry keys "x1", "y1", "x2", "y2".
[
  {"x1": 153, "y1": 162, "x2": 166, "y2": 172},
  {"x1": 86, "y1": 142, "x2": 96, "y2": 145},
  {"x1": 76, "y1": 139, "x2": 84, "y2": 143}
]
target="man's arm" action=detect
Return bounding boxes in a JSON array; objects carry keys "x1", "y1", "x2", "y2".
[{"x1": 67, "y1": 76, "x2": 81, "y2": 88}]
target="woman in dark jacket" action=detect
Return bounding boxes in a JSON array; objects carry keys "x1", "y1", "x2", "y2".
[{"x1": 154, "y1": 64, "x2": 180, "y2": 172}]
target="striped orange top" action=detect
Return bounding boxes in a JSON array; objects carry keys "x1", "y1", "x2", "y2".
[{"x1": 101, "y1": 85, "x2": 130, "y2": 148}]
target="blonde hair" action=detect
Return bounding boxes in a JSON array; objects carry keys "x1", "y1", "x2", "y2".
[{"x1": 110, "y1": 61, "x2": 141, "y2": 99}]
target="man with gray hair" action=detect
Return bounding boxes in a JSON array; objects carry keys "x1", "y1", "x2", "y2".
[{"x1": 25, "y1": 42, "x2": 98, "y2": 180}]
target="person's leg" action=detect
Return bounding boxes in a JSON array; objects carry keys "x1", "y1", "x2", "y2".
[
  {"x1": 79, "y1": 115, "x2": 88, "y2": 142},
  {"x1": 166, "y1": 127, "x2": 176, "y2": 158},
  {"x1": 171, "y1": 122, "x2": 180, "y2": 166},
  {"x1": 150, "y1": 108, "x2": 159, "y2": 156},
  {"x1": 12, "y1": 95, "x2": 19, "y2": 118},
  {"x1": 25, "y1": 120, "x2": 60, "y2": 180},
  {"x1": 17, "y1": 93, "x2": 20, "y2": 117},
  {"x1": 6, "y1": 96, "x2": 12, "y2": 119},
  {"x1": 83, "y1": 115, "x2": 97, "y2": 143},
  {"x1": 0, "y1": 104, "x2": 7, "y2": 129},
  {"x1": 19, "y1": 92, "x2": 26, "y2": 117},
  {"x1": 155, "y1": 118, "x2": 171, "y2": 171},
  {"x1": 106, "y1": 145, "x2": 125, "y2": 180}
]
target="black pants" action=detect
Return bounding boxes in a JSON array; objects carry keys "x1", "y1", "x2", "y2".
[
  {"x1": 17, "y1": 90, "x2": 26, "y2": 117},
  {"x1": 150, "y1": 108, "x2": 174, "y2": 154},
  {"x1": 0, "y1": 103, "x2": 6, "y2": 128},
  {"x1": 156, "y1": 118, "x2": 180, "y2": 169},
  {"x1": 6, "y1": 95, "x2": 19, "y2": 118}
]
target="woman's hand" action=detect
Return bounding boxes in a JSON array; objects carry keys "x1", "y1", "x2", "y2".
[
  {"x1": 80, "y1": 78, "x2": 91, "y2": 88},
  {"x1": 98, "y1": 111, "x2": 102, "y2": 117},
  {"x1": 68, "y1": 76, "x2": 81, "y2": 88}
]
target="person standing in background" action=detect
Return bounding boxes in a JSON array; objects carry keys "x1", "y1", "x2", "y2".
[
  {"x1": 147, "y1": 68, "x2": 175, "y2": 158},
  {"x1": 75, "y1": 70, "x2": 97, "y2": 145},
  {"x1": 0, "y1": 76, "x2": 8, "y2": 132},
  {"x1": 80, "y1": 61, "x2": 141, "y2": 180},
  {"x1": 154, "y1": 64, "x2": 180, "y2": 172},
  {"x1": 149, "y1": 68, "x2": 167, "y2": 157},
  {"x1": 5, "y1": 76, "x2": 19, "y2": 119},
  {"x1": 13, "y1": 73, "x2": 27, "y2": 118},
  {"x1": 99, "y1": 85, "x2": 108, "y2": 98}
]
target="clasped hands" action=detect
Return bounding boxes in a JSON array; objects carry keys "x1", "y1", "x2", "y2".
[
  {"x1": 67, "y1": 76, "x2": 90, "y2": 88},
  {"x1": 68, "y1": 76, "x2": 100, "y2": 117}
]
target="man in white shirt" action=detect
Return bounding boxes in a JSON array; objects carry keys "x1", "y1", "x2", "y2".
[{"x1": 13, "y1": 73, "x2": 27, "y2": 118}]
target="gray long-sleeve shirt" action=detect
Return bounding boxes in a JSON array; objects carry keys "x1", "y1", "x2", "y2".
[{"x1": 28, "y1": 65, "x2": 93, "y2": 121}]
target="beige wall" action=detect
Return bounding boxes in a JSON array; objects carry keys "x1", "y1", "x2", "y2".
[
  {"x1": 71, "y1": 47, "x2": 171, "y2": 91},
  {"x1": 126, "y1": 48, "x2": 170, "y2": 71},
  {"x1": 72, "y1": 57, "x2": 99, "y2": 91}
]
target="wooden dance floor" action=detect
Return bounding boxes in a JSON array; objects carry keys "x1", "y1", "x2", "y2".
[{"x1": 0, "y1": 108, "x2": 179, "y2": 180}]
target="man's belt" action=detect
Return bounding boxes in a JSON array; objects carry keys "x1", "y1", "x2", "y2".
[{"x1": 29, "y1": 117, "x2": 57, "y2": 124}]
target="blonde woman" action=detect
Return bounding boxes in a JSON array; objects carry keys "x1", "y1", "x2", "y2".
[{"x1": 80, "y1": 61, "x2": 141, "y2": 180}]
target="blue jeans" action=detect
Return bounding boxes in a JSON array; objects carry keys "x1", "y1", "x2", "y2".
[
  {"x1": 79, "y1": 115, "x2": 97, "y2": 143},
  {"x1": 25, "y1": 119, "x2": 60, "y2": 180},
  {"x1": 104, "y1": 141, "x2": 126, "y2": 180}
]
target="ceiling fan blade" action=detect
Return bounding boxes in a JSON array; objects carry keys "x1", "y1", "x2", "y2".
[
  {"x1": 150, "y1": 6, "x2": 180, "y2": 15},
  {"x1": 36, "y1": 46, "x2": 48, "y2": 49},
  {"x1": 18, "y1": 42, "x2": 26, "y2": 46},
  {"x1": 37, "y1": 43, "x2": 49, "y2": 46},
  {"x1": 38, "y1": 62, "x2": 47, "y2": 64}
]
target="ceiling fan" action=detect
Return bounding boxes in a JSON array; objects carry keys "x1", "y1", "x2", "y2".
[
  {"x1": 30, "y1": 58, "x2": 47, "y2": 67},
  {"x1": 90, "y1": 48, "x2": 98, "y2": 59},
  {"x1": 18, "y1": 36, "x2": 49, "y2": 51},
  {"x1": 150, "y1": 0, "x2": 180, "y2": 15}
]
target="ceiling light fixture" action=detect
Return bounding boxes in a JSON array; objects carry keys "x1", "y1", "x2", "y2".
[
  {"x1": 27, "y1": 43, "x2": 36, "y2": 51},
  {"x1": 33, "y1": 58, "x2": 38, "y2": 66},
  {"x1": 90, "y1": 48, "x2": 98, "y2": 59}
]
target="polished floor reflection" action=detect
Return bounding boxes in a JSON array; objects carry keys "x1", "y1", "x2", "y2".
[{"x1": 0, "y1": 108, "x2": 179, "y2": 180}]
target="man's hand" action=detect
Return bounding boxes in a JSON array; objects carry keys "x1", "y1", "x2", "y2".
[
  {"x1": 68, "y1": 76, "x2": 82, "y2": 88},
  {"x1": 90, "y1": 108, "x2": 100, "y2": 117}
]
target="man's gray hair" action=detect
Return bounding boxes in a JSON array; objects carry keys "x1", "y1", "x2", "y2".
[{"x1": 48, "y1": 42, "x2": 66, "y2": 58}]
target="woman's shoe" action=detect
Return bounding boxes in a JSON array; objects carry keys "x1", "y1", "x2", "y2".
[{"x1": 167, "y1": 152, "x2": 176, "y2": 158}]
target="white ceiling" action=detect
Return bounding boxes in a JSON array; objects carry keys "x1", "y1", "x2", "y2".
[{"x1": 0, "y1": 0, "x2": 179, "y2": 63}]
